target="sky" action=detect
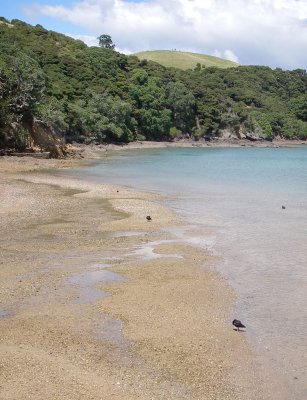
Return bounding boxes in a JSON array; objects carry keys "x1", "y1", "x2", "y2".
[{"x1": 1, "y1": 0, "x2": 307, "y2": 70}]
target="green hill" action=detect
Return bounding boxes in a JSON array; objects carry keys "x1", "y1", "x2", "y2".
[{"x1": 134, "y1": 50, "x2": 238, "y2": 70}]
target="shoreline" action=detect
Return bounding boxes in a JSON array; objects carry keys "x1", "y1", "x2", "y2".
[
  {"x1": 67, "y1": 138, "x2": 307, "y2": 160},
  {"x1": 106, "y1": 138, "x2": 307, "y2": 148},
  {"x1": 2, "y1": 137, "x2": 306, "y2": 161},
  {"x1": 0, "y1": 155, "x2": 288, "y2": 399}
]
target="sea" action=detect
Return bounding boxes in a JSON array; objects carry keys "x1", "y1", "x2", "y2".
[{"x1": 62, "y1": 146, "x2": 307, "y2": 399}]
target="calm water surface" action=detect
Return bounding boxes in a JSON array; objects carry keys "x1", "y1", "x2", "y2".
[{"x1": 63, "y1": 146, "x2": 307, "y2": 399}]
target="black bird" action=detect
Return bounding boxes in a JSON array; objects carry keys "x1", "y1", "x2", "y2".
[
  {"x1": 146, "y1": 215, "x2": 152, "y2": 221},
  {"x1": 232, "y1": 319, "x2": 246, "y2": 331},
  {"x1": 282, "y1": 205, "x2": 286, "y2": 209}
]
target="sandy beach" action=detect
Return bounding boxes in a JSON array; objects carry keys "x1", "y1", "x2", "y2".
[{"x1": 0, "y1": 153, "x2": 288, "y2": 399}]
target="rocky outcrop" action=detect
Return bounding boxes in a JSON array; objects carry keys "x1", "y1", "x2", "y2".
[
  {"x1": 49, "y1": 144, "x2": 84, "y2": 159},
  {"x1": 31, "y1": 118, "x2": 64, "y2": 150},
  {"x1": 219, "y1": 125, "x2": 266, "y2": 142},
  {"x1": 30, "y1": 118, "x2": 83, "y2": 158},
  {"x1": 245, "y1": 133, "x2": 260, "y2": 141}
]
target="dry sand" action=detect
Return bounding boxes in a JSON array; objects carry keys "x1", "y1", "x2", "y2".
[{"x1": 0, "y1": 155, "x2": 288, "y2": 399}]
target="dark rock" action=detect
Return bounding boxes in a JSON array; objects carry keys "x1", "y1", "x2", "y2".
[{"x1": 245, "y1": 133, "x2": 259, "y2": 142}]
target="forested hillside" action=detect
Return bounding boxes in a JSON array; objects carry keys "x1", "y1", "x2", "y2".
[{"x1": 0, "y1": 18, "x2": 306, "y2": 155}]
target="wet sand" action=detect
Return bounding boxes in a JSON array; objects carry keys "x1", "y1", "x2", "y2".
[{"x1": 0, "y1": 155, "x2": 287, "y2": 399}]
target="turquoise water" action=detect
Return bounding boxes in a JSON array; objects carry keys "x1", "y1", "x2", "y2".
[{"x1": 64, "y1": 146, "x2": 307, "y2": 399}]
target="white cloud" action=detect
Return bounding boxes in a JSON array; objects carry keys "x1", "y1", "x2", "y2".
[
  {"x1": 68, "y1": 34, "x2": 98, "y2": 47},
  {"x1": 213, "y1": 49, "x2": 239, "y2": 63},
  {"x1": 26, "y1": 0, "x2": 307, "y2": 69}
]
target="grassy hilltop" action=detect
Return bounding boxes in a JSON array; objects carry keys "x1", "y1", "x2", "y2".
[{"x1": 134, "y1": 50, "x2": 238, "y2": 70}]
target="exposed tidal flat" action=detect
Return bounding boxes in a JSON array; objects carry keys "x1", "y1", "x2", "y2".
[{"x1": 0, "y1": 149, "x2": 302, "y2": 400}]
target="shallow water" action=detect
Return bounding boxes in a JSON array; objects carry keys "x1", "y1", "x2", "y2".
[
  {"x1": 0, "y1": 309, "x2": 9, "y2": 319},
  {"x1": 68, "y1": 264, "x2": 124, "y2": 304},
  {"x1": 62, "y1": 146, "x2": 307, "y2": 399},
  {"x1": 131, "y1": 238, "x2": 184, "y2": 261}
]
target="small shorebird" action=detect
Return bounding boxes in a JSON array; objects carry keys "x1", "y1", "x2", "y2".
[
  {"x1": 146, "y1": 215, "x2": 152, "y2": 221},
  {"x1": 232, "y1": 319, "x2": 246, "y2": 331}
]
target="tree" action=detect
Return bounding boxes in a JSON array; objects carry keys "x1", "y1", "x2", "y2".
[
  {"x1": 128, "y1": 70, "x2": 172, "y2": 140},
  {"x1": 97, "y1": 34, "x2": 115, "y2": 50},
  {"x1": 67, "y1": 90, "x2": 134, "y2": 143},
  {"x1": 245, "y1": 111, "x2": 273, "y2": 139},
  {"x1": 164, "y1": 81, "x2": 195, "y2": 133},
  {"x1": 0, "y1": 43, "x2": 46, "y2": 150}
]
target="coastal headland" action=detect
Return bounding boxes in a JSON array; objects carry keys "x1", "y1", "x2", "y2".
[{"x1": 0, "y1": 151, "x2": 288, "y2": 399}]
